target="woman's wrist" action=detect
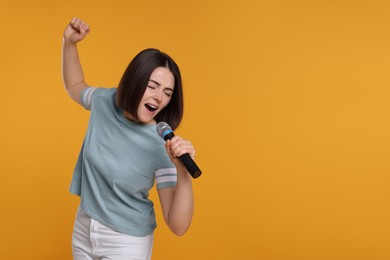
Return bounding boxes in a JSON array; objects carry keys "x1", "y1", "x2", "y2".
[
  {"x1": 176, "y1": 166, "x2": 193, "y2": 183},
  {"x1": 63, "y1": 37, "x2": 78, "y2": 46}
]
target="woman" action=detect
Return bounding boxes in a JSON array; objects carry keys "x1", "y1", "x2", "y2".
[{"x1": 62, "y1": 17, "x2": 196, "y2": 260}]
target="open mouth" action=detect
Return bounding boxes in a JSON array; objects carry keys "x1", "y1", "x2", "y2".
[{"x1": 145, "y1": 103, "x2": 158, "y2": 112}]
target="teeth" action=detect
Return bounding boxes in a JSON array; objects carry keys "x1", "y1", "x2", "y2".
[{"x1": 145, "y1": 104, "x2": 158, "y2": 112}]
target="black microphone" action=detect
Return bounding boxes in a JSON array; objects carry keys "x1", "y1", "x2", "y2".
[{"x1": 156, "y1": 122, "x2": 202, "y2": 178}]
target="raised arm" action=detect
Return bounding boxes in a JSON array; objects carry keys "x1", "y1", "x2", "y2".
[
  {"x1": 158, "y1": 136, "x2": 195, "y2": 236},
  {"x1": 62, "y1": 17, "x2": 90, "y2": 106}
]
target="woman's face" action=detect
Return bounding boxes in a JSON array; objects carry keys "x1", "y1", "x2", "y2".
[{"x1": 125, "y1": 67, "x2": 175, "y2": 124}]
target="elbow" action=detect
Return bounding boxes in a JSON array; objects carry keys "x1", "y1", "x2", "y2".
[
  {"x1": 165, "y1": 207, "x2": 194, "y2": 236},
  {"x1": 168, "y1": 220, "x2": 192, "y2": 236},
  {"x1": 171, "y1": 226, "x2": 190, "y2": 237}
]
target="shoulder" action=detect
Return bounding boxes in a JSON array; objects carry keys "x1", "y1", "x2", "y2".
[{"x1": 82, "y1": 87, "x2": 116, "y2": 110}]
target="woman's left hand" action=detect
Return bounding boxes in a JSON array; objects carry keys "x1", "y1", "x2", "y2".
[{"x1": 165, "y1": 136, "x2": 196, "y2": 171}]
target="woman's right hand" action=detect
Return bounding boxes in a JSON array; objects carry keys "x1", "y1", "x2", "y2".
[{"x1": 63, "y1": 17, "x2": 90, "y2": 44}]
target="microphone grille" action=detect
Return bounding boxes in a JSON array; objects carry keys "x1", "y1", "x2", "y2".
[{"x1": 156, "y1": 122, "x2": 172, "y2": 137}]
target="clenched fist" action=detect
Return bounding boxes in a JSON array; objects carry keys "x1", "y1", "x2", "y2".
[{"x1": 63, "y1": 17, "x2": 90, "y2": 44}]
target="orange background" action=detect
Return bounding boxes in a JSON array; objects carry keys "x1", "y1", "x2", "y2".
[{"x1": 1, "y1": 1, "x2": 389, "y2": 259}]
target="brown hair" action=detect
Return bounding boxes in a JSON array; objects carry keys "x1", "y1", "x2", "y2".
[{"x1": 116, "y1": 48, "x2": 184, "y2": 130}]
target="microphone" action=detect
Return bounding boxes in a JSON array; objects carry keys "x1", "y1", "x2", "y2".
[{"x1": 156, "y1": 122, "x2": 202, "y2": 178}]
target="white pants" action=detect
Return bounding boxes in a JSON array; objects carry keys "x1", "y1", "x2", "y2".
[{"x1": 72, "y1": 207, "x2": 154, "y2": 260}]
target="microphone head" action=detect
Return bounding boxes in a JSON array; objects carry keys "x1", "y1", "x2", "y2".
[{"x1": 156, "y1": 122, "x2": 172, "y2": 138}]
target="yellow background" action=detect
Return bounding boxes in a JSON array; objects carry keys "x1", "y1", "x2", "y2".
[{"x1": 1, "y1": 0, "x2": 389, "y2": 259}]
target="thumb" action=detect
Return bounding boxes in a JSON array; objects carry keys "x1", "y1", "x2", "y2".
[{"x1": 165, "y1": 140, "x2": 171, "y2": 155}]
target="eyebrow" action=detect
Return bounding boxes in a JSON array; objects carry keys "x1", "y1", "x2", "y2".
[
  {"x1": 149, "y1": 79, "x2": 174, "y2": 92},
  {"x1": 149, "y1": 79, "x2": 160, "y2": 86}
]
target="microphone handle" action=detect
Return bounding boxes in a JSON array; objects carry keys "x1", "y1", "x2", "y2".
[
  {"x1": 179, "y1": 153, "x2": 202, "y2": 178},
  {"x1": 163, "y1": 132, "x2": 202, "y2": 178}
]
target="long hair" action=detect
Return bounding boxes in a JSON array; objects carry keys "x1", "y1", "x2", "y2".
[{"x1": 116, "y1": 48, "x2": 183, "y2": 130}]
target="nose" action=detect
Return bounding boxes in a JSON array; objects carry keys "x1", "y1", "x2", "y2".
[{"x1": 153, "y1": 90, "x2": 163, "y2": 103}]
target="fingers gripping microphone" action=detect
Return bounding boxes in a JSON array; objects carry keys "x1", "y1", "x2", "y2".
[{"x1": 156, "y1": 122, "x2": 202, "y2": 178}]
